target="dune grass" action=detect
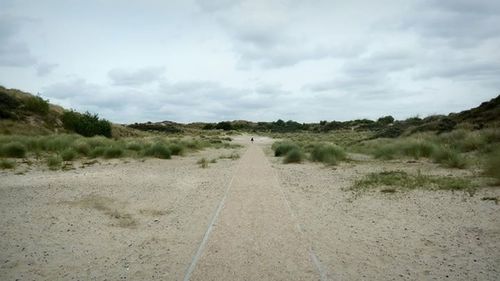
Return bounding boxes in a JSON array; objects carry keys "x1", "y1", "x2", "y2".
[
  {"x1": 283, "y1": 148, "x2": 304, "y2": 163},
  {"x1": 310, "y1": 143, "x2": 346, "y2": 165},
  {"x1": 0, "y1": 133, "x2": 238, "y2": 169},
  {"x1": 352, "y1": 170, "x2": 475, "y2": 193}
]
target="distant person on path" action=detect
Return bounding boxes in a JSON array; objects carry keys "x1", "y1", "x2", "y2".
[{"x1": 251, "y1": 137, "x2": 254, "y2": 143}]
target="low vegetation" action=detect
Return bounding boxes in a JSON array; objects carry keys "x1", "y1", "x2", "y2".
[
  {"x1": 0, "y1": 133, "x2": 237, "y2": 170},
  {"x1": 352, "y1": 170, "x2": 475, "y2": 194},
  {"x1": 197, "y1": 157, "x2": 209, "y2": 168}
]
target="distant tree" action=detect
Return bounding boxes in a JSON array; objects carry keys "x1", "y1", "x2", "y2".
[
  {"x1": 215, "y1": 121, "x2": 233, "y2": 131},
  {"x1": 377, "y1": 115, "x2": 395, "y2": 125},
  {"x1": 62, "y1": 110, "x2": 112, "y2": 137}
]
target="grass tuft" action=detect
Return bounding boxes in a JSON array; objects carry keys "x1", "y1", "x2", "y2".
[
  {"x1": 197, "y1": 157, "x2": 209, "y2": 168},
  {"x1": 144, "y1": 143, "x2": 171, "y2": 159},
  {"x1": 1, "y1": 142, "x2": 27, "y2": 158},
  {"x1": 61, "y1": 148, "x2": 77, "y2": 161},
  {"x1": 283, "y1": 148, "x2": 304, "y2": 163},
  {"x1": 47, "y1": 155, "x2": 62, "y2": 170},
  {"x1": 352, "y1": 170, "x2": 474, "y2": 193},
  {"x1": 0, "y1": 159, "x2": 16, "y2": 169},
  {"x1": 104, "y1": 147, "x2": 124, "y2": 158},
  {"x1": 310, "y1": 143, "x2": 346, "y2": 165},
  {"x1": 273, "y1": 141, "x2": 299, "y2": 157}
]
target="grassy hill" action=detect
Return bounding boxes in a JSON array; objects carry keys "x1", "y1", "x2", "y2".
[{"x1": 0, "y1": 86, "x2": 143, "y2": 137}]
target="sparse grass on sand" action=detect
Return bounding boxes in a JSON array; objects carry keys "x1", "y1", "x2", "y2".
[
  {"x1": 0, "y1": 158, "x2": 16, "y2": 169},
  {"x1": 352, "y1": 170, "x2": 476, "y2": 194},
  {"x1": 197, "y1": 157, "x2": 209, "y2": 168},
  {"x1": 0, "y1": 133, "x2": 238, "y2": 169},
  {"x1": 354, "y1": 128, "x2": 500, "y2": 169},
  {"x1": 272, "y1": 140, "x2": 347, "y2": 165},
  {"x1": 46, "y1": 155, "x2": 62, "y2": 170}
]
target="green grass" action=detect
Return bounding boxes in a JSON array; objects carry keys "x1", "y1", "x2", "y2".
[
  {"x1": 283, "y1": 148, "x2": 304, "y2": 163},
  {"x1": 484, "y1": 149, "x2": 500, "y2": 185},
  {"x1": 352, "y1": 170, "x2": 475, "y2": 193},
  {"x1": 103, "y1": 147, "x2": 124, "y2": 158},
  {"x1": 61, "y1": 148, "x2": 77, "y2": 161},
  {"x1": 272, "y1": 141, "x2": 300, "y2": 157},
  {"x1": 0, "y1": 159, "x2": 16, "y2": 169},
  {"x1": 47, "y1": 155, "x2": 62, "y2": 170},
  {"x1": 1, "y1": 142, "x2": 26, "y2": 158},
  {"x1": 310, "y1": 143, "x2": 346, "y2": 165},
  {"x1": 431, "y1": 147, "x2": 468, "y2": 169},
  {"x1": 144, "y1": 143, "x2": 171, "y2": 159}
]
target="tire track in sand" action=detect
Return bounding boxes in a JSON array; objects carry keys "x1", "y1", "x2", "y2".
[{"x1": 184, "y1": 143, "x2": 326, "y2": 281}]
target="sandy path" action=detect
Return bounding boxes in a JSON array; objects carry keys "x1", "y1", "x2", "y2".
[{"x1": 186, "y1": 142, "x2": 323, "y2": 281}]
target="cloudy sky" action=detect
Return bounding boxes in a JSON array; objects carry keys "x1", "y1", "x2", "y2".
[{"x1": 1, "y1": 0, "x2": 499, "y2": 123}]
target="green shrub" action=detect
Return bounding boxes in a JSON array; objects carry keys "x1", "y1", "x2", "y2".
[
  {"x1": 47, "y1": 155, "x2": 62, "y2": 170},
  {"x1": 61, "y1": 148, "x2": 77, "y2": 161},
  {"x1": 144, "y1": 143, "x2": 171, "y2": 159},
  {"x1": 104, "y1": 147, "x2": 124, "y2": 158},
  {"x1": 0, "y1": 159, "x2": 16, "y2": 169},
  {"x1": 283, "y1": 148, "x2": 304, "y2": 163},
  {"x1": 273, "y1": 141, "x2": 299, "y2": 157},
  {"x1": 62, "y1": 110, "x2": 112, "y2": 137},
  {"x1": 1, "y1": 142, "x2": 26, "y2": 158},
  {"x1": 310, "y1": 143, "x2": 346, "y2": 165}
]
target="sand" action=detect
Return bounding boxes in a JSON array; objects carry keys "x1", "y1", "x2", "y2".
[{"x1": 1, "y1": 135, "x2": 499, "y2": 280}]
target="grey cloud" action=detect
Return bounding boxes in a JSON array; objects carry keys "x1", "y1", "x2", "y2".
[
  {"x1": 0, "y1": 16, "x2": 37, "y2": 67},
  {"x1": 405, "y1": 0, "x2": 500, "y2": 48},
  {"x1": 417, "y1": 60, "x2": 500, "y2": 81},
  {"x1": 36, "y1": 62, "x2": 58, "y2": 76},
  {"x1": 108, "y1": 66, "x2": 165, "y2": 86}
]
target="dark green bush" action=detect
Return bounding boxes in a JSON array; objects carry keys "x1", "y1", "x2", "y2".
[
  {"x1": 283, "y1": 148, "x2": 304, "y2": 163},
  {"x1": 1, "y1": 142, "x2": 27, "y2": 158},
  {"x1": 0, "y1": 91, "x2": 21, "y2": 118},
  {"x1": 62, "y1": 111, "x2": 112, "y2": 137},
  {"x1": 23, "y1": 95, "x2": 49, "y2": 115},
  {"x1": 144, "y1": 143, "x2": 171, "y2": 159}
]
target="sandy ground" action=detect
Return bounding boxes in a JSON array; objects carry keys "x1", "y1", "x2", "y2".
[
  {"x1": 0, "y1": 146, "x2": 243, "y2": 280},
  {"x1": 269, "y1": 150, "x2": 500, "y2": 280},
  {"x1": 1, "y1": 135, "x2": 499, "y2": 281}
]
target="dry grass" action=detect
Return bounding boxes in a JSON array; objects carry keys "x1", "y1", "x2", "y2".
[{"x1": 65, "y1": 195, "x2": 138, "y2": 228}]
